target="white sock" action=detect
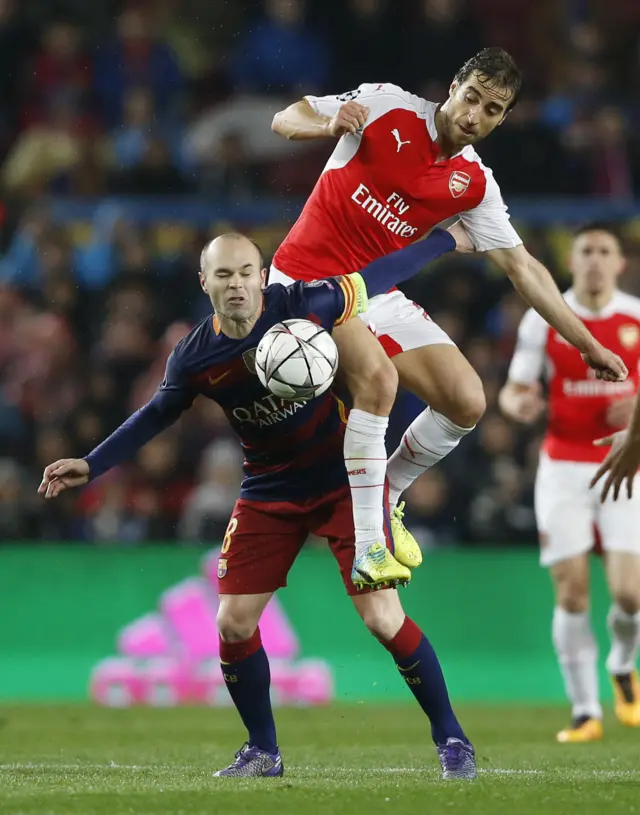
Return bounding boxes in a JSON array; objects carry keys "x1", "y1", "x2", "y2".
[
  {"x1": 606, "y1": 604, "x2": 640, "y2": 675},
  {"x1": 552, "y1": 607, "x2": 602, "y2": 720},
  {"x1": 386, "y1": 408, "x2": 473, "y2": 509},
  {"x1": 344, "y1": 408, "x2": 389, "y2": 556}
]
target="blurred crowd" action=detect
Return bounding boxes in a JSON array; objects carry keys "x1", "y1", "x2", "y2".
[
  {"x1": 0, "y1": 0, "x2": 640, "y2": 199},
  {"x1": 2, "y1": 0, "x2": 640, "y2": 545}
]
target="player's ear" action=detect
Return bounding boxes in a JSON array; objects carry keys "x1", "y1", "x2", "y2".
[
  {"x1": 260, "y1": 267, "x2": 267, "y2": 289},
  {"x1": 448, "y1": 81, "x2": 457, "y2": 98},
  {"x1": 199, "y1": 271, "x2": 208, "y2": 294}
]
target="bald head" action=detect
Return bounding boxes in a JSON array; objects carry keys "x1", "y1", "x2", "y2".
[
  {"x1": 199, "y1": 232, "x2": 266, "y2": 333},
  {"x1": 200, "y1": 232, "x2": 264, "y2": 275}
]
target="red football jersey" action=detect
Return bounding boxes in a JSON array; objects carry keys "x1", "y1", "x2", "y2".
[
  {"x1": 272, "y1": 82, "x2": 522, "y2": 281},
  {"x1": 508, "y1": 290, "x2": 640, "y2": 463}
]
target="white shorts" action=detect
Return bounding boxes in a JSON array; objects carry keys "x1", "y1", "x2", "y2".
[
  {"x1": 269, "y1": 266, "x2": 454, "y2": 357},
  {"x1": 535, "y1": 452, "x2": 640, "y2": 567}
]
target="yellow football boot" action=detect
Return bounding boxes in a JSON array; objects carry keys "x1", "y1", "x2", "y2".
[
  {"x1": 390, "y1": 502, "x2": 423, "y2": 569},
  {"x1": 556, "y1": 717, "x2": 603, "y2": 743},
  {"x1": 351, "y1": 542, "x2": 411, "y2": 590},
  {"x1": 612, "y1": 671, "x2": 640, "y2": 727}
]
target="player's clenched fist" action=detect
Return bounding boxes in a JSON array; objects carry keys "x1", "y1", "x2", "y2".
[
  {"x1": 326, "y1": 101, "x2": 369, "y2": 138},
  {"x1": 581, "y1": 344, "x2": 628, "y2": 382},
  {"x1": 38, "y1": 458, "x2": 90, "y2": 499}
]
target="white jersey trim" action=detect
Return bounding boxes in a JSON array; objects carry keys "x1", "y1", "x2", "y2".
[
  {"x1": 458, "y1": 149, "x2": 523, "y2": 252},
  {"x1": 508, "y1": 307, "x2": 549, "y2": 385},
  {"x1": 563, "y1": 289, "x2": 640, "y2": 322},
  {"x1": 304, "y1": 83, "x2": 431, "y2": 174}
]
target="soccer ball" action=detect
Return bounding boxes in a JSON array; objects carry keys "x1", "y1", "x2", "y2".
[{"x1": 255, "y1": 319, "x2": 339, "y2": 401}]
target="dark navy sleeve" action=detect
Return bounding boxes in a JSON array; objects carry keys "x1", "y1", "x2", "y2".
[
  {"x1": 281, "y1": 279, "x2": 347, "y2": 330},
  {"x1": 84, "y1": 347, "x2": 197, "y2": 481},
  {"x1": 282, "y1": 228, "x2": 456, "y2": 329},
  {"x1": 355, "y1": 228, "x2": 456, "y2": 299}
]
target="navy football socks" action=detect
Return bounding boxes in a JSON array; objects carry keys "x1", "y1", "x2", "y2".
[
  {"x1": 219, "y1": 629, "x2": 278, "y2": 754},
  {"x1": 382, "y1": 616, "x2": 468, "y2": 745}
]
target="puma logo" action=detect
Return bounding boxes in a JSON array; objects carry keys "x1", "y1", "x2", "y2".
[{"x1": 391, "y1": 128, "x2": 411, "y2": 152}]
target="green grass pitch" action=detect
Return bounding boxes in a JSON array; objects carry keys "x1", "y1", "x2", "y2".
[{"x1": 0, "y1": 704, "x2": 638, "y2": 815}]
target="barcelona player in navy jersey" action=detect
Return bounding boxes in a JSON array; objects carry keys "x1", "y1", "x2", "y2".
[{"x1": 39, "y1": 227, "x2": 477, "y2": 780}]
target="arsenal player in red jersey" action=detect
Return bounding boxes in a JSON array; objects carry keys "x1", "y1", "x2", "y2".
[
  {"x1": 272, "y1": 47, "x2": 627, "y2": 584},
  {"x1": 500, "y1": 224, "x2": 640, "y2": 743}
]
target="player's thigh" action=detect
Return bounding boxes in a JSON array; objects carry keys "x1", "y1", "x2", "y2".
[
  {"x1": 597, "y1": 486, "x2": 640, "y2": 581},
  {"x1": 392, "y1": 343, "x2": 486, "y2": 428},
  {"x1": 217, "y1": 592, "x2": 274, "y2": 642},
  {"x1": 604, "y1": 552, "x2": 640, "y2": 613},
  {"x1": 351, "y1": 587, "x2": 405, "y2": 642},
  {"x1": 217, "y1": 498, "x2": 307, "y2": 597},
  {"x1": 362, "y1": 291, "x2": 485, "y2": 426},
  {"x1": 535, "y1": 454, "x2": 596, "y2": 573},
  {"x1": 332, "y1": 317, "x2": 398, "y2": 413},
  {"x1": 550, "y1": 554, "x2": 591, "y2": 613},
  {"x1": 310, "y1": 487, "x2": 392, "y2": 596}
]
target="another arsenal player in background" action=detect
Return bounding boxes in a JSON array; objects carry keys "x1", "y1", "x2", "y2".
[
  {"x1": 500, "y1": 225, "x2": 640, "y2": 743},
  {"x1": 272, "y1": 47, "x2": 627, "y2": 584}
]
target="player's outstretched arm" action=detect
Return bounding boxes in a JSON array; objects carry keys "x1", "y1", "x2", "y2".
[
  {"x1": 37, "y1": 391, "x2": 190, "y2": 499},
  {"x1": 591, "y1": 389, "x2": 640, "y2": 501},
  {"x1": 487, "y1": 245, "x2": 628, "y2": 383},
  {"x1": 292, "y1": 226, "x2": 461, "y2": 329},
  {"x1": 353, "y1": 227, "x2": 458, "y2": 301},
  {"x1": 272, "y1": 98, "x2": 369, "y2": 140},
  {"x1": 329, "y1": 225, "x2": 462, "y2": 323}
]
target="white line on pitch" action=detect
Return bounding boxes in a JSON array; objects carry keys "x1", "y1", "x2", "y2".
[{"x1": 1, "y1": 764, "x2": 637, "y2": 780}]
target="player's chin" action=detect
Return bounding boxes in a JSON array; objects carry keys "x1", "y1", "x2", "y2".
[
  {"x1": 455, "y1": 124, "x2": 478, "y2": 145},
  {"x1": 226, "y1": 305, "x2": 250, "y2": 320}
]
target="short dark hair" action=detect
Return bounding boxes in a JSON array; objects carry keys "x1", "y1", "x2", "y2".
[
  {"x1": 454, "y1": 47, "x2": 522, "y2": 111},
  {"x1": 574, "y1": 222, "x2": 623, "y2": 248},
  {"x1": 199, "y1": 233, "x2": 264, "y2": 273}
]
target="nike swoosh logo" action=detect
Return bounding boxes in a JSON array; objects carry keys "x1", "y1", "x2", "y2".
[
  {"x1": 398, "y1": 660, "x2": 420, "y2": 673},
  {"x1": 208, "y1": 371, "x2": 230, "y2": 386}
]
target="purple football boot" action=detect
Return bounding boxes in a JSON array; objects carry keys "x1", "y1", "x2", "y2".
[
  {"x1": 437, "y1": 737, "x2": 477, "y2": 780},
  {"x1": 214, "y1": 742, "x2": 284, "y2": 777}
]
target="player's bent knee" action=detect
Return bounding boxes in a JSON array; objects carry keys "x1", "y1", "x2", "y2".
[
  {"x1": 347, "y1": 358, "x2": 398, "y2": 415},
  {"x1": 368, "y1": 360, "x2": 399, "y2": 413},
  {"x1": 447, "y1": 376, "x2": 486, "y2": 428},
  {"x1": 557, "y1": 590, "x2": 589, "y2": 614},
  {"x1": 613, "y1": 589, "x2": 640, "y2": 616},
  {"x1": 217, "y1": 609, "x2": 259, "y2": 643},
  {"x1": 356, "y1": 593, "x2": 405, "y2": 642},
  {"x1": 555, "y1": 571, "x2": 589, "y2": 613},
  {"x1": 552, "y1": 558, "x2": 589, "y2": 613}
]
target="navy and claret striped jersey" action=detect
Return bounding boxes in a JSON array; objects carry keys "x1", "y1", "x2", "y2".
[
  {"x1": 83, "y1": 229, "x2": 455, "y2": 501},
  {"x1": 158, "y1": 278, "x2": 358, "y2": 499}
]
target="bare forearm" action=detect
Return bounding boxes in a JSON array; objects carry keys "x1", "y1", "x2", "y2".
[
  {"x1": 272, "y1": 100, "x2": 332, "y2": 140},
  {"x1": 509, "y1": 257, "x2": 596, "y2": 353}
]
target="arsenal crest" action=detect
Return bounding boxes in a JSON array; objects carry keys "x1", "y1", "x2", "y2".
[
  {"x1": 217, "y1": 558, "x2": 228, "y2": 579},
  {"x1": 618, "y1": 324, "x2": 640, "y2": 349},
  {"x1": 449, "y1": 171, "x2": 471, "y2": 198},
  {"x1": 243, "y1": 348, "x2": 257, "y2": 374}
]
